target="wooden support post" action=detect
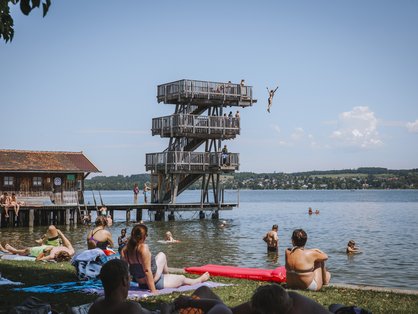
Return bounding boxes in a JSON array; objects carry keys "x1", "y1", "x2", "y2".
[
  {"x1": 168, "y1": 211, "x2": 175, "y2": 221},
  {"x1": 136, "y1": 208, "x2": 142, "y2": 222},
  {"x1": 74, "y1": 208, "x2": 78, "y2": 226},
  {"x1": 199, "y1": 211, "x2": 205, "y2": 219},
  {"x1": 65, "y1": 208, "x2": 71, "y2": 225},
  {"x1": 29, "y1": 209, "x2": 35, "y2": 227},
  {"x1": 126, "y1": 209, "x2": 131, "y2": 222}
]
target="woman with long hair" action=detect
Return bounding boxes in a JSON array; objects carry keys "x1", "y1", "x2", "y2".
[{"x1": 121, "y1": 223, "x2": 209, "y2": 294}]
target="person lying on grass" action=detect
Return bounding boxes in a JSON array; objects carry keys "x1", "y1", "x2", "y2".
[{"x1": 4, "y1": 229, "x2": 74, "y2": 262}]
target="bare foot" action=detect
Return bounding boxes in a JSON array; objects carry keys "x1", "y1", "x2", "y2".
[
  {"x1": 199, "y1": 271, "x2": 210, "y2": 283},
  {"x1": 5, "y1": 244, "x2": 12, "y2": 251}
]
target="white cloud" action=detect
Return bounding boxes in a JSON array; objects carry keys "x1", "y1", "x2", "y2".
[
  {"x1": 271, "y1": 124, "x2": 281, "y2": 134},
  {"x1": 406, "y1": 120, "x2": 418, "y2": 133},
  {"x1": 331, "y1": 106, "x2": 383, "y2": 148},
  {"x1": 291, "y1": 127, "x2": 305, "y2": 140}
]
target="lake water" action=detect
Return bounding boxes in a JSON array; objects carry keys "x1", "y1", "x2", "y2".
[{"x1": 1, "y1": 189, "x2": 418, "y2": 290}]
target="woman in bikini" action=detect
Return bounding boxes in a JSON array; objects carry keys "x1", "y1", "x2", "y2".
[
  {"x1": 121, "y1": 223, "x2": 209, "y2": 294},
  {"x1": 86, "y1": 216, "x2": 114, "y2": 250},
  {"x1": 4, "y1": 229, "x2": 74, "y2": 262},
  {"x1": 285, "y1": 229, "x2": 331, "y2": 291}
]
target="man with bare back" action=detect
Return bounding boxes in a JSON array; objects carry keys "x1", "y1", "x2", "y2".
[{"x1": 263, "y1": 224, "x2": 279, "y2": 252}]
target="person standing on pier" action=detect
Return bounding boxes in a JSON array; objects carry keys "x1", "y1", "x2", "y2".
[
  {"x1": 133, "y1": 183, "x2": 140, "y2": 204},
  {"x1": 263, "y1": 224, "x2": 279, "y2": 253},
  {"x1": 221, "y1": 145, "x2": 229, "y2": 165},
  {"x1": 143, "y1": 183, "x2": 150, "y2": 204}
]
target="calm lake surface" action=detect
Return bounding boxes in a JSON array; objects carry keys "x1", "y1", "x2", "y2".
[{"x1": 1, "y1": 189, "x2": 418, "y2": 290}]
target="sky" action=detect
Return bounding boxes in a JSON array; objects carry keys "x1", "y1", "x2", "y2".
[{"x1": 1, "y1": 0, "x2": 417, "y2": 176}]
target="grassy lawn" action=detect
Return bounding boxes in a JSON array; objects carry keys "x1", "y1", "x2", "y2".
[{"x1": 1, "y1": 260, "x2": 417, "y2": 313}]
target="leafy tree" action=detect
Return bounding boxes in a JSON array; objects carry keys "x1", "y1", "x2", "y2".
[{"x1": 0, "y1": 0, "x2": 51, "y2": 43}]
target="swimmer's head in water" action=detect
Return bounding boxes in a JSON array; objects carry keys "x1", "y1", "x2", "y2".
[{"x1": 348, "y1": 240, "x2": 356, "y2": 246}]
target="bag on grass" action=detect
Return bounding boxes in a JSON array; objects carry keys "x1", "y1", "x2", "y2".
[{"x1": 9, "y1": 296, "x2": 52, "y2": 314}]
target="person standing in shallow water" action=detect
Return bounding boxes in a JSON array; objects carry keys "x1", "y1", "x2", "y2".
[{"x1": 263, "y1": 224, "x2": 279, "y2": 253}]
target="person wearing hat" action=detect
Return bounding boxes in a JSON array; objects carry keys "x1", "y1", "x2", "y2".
[
  {"x1": 35, "y1": 225, "x2": 62, "y2": 247},
  {"x1": 263, "y1": 224, "x2": 279, "y2": 253}
]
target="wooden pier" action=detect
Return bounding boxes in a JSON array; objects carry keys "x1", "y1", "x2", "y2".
[{"x1": 0, "y1": 202, "x2": 236, "y2": 228}]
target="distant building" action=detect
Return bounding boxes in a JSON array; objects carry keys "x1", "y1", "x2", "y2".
[{"x1": 0, "y1": 149, "x2": 100, "y2": 205}]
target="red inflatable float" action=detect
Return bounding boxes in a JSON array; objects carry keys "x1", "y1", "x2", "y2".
[{"x1": 185, "y1": 264, "x2": 286, "y2": 283}]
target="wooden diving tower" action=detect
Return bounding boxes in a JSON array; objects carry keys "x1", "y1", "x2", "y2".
[{"x1": 145, "y1": 79, "x2": 256, "y2": 220}]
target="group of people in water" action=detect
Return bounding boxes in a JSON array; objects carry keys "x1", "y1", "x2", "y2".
[{"x1": 0, "y1": 213, "x2": 366, "y2": 314}]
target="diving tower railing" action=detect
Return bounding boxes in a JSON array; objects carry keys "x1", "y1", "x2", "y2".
[
  {"x1": 157, "y1": 79, "x2": 256, "y2": 106},
  {"x1": 145, "y1": 152, "x2": 239, "y2": 173},
  {"x1": 152, "y1": 114, "x2": 240, "y2": 138}
]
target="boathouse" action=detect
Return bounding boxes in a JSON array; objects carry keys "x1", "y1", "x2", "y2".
[
  {"x1": 146, "y1": 79, "x2": 257, "y2": 220},
  {"x1": 0, "y1": 149, "x2": 100, "y2": 227}
]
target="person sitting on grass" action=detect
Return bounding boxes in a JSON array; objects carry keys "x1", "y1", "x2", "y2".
[
  {"x1": 285, "y1": 229, "x2": 331, "y2": 291},
  {"x1": 172, "y1": 283, "x2": 331, "y2": 314},
  {"x1": 4, "y1": 229, "x2": 74, "y2": 262},
  {"x1": 88, "y1": 259, "x2": 159, "y2": 314},
  {"x1": 121, "y1": 223, "x2": 209, "y2": 294},
  {"x1": 35, "y1": 225, "x2": 62, "y2": 246}
]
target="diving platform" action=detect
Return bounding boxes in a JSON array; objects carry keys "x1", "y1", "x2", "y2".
[
  {"x1": 157, "y1": 79, "x2": 257, "y2": 107},
  {"x1": 145, "y1": 152, "x2": 239, "y2": 173},
  {"x1": 152, "y1": 114, "x2": 240, "y2": 139}
]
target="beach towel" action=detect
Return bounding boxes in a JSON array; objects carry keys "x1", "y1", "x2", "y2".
[
  {"x1": 0, "y1": 254, "x2": 36, "y2": 261},
  {"x1": 15, "y1": 280, "x2": 230, "y2": 299},
  {"x1": 0, "y1": 276, "x2": 23, "y2": 286}
]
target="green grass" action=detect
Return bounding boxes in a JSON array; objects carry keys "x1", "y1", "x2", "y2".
[{"x1": 1, "y1": 260, "x2": 417, "y2": 314}]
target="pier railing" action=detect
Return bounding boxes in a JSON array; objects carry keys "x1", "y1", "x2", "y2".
[
  {"x1": 157, "y1": 79, "x2": 256, "y2": 106},
  {"x1": 152, "y1": 114, "x2": 240, "y2": 138},
  {"x1": 145, "y1": 151, "x2": 239, "y2": 172}
]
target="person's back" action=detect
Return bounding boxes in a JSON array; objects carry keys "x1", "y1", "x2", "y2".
[
  {"x1": 88, "y1": 259, "x2": 155, "y2": 314},
  {"x1": 285, "y1": 229, "x2": 331, "y2": 291},
  {"x1": 87, "y1": 216, "x2": 113, "y2": 250},
  {"x1": 263, "y1": 224, "x2": 279, "y2": 252}
]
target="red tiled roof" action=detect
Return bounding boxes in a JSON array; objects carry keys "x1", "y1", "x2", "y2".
[{"x1": 0, "y1": 150, "x2": 100, "y2": 173}]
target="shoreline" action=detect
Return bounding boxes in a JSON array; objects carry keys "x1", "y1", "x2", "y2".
[{"x1": 168, "y1": 268, "x2": 418, "y2": 296}]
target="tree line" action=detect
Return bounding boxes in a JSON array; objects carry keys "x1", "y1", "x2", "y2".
[{"x1": 85, "y1": 168, "x2": 418, "y2": 190}]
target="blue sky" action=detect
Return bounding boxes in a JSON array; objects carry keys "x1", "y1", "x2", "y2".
[{"x1": 1, "y1": 0, "x2": 417, "y2": 176}]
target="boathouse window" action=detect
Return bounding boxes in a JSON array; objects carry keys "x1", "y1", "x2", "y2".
[
  {"x1": 33, "y1": 177, "x2": 42, "y2": 187},
  {"x1": 3, "y1": 176, "x2": 14, "y2": 187}
]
